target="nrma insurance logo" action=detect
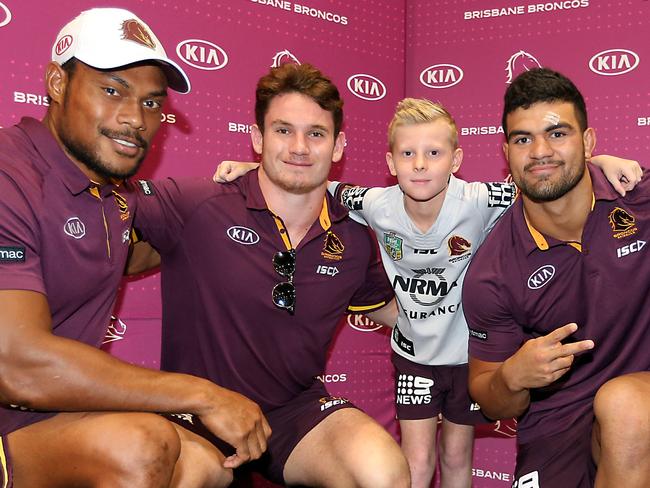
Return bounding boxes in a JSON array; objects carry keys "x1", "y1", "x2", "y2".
[{"x1": 176, "y1": 39, "x2": 228, "y2": 70}]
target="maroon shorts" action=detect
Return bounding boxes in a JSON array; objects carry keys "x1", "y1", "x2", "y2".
[
  {"x1": 392, "y1": 352, "x2": 489, "y2": 425},
  {"x1": 514, "y1": 413, "x2": 596, "y2": 488},
  {"x1": 165, "y1": 381, "x2": 354, "y2": 484},
  {"x1": 0, "y1": 435, "x2": 11, "y2": 488}
]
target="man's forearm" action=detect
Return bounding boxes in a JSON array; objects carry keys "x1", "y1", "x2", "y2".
[
  {"x1": 469, "y1": 358, "x2": 531, "y2": 420},
  {"x1": 1, "y1": 330, "x2": 218, "y2": 416},
  {"x1": 365, "y1": 298, "x2": 398, "y2": 328}
]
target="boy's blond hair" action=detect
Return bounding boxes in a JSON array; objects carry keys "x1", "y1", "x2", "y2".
[{"x1": 387, "y1": 98, "x2": 459, "y2": 150}]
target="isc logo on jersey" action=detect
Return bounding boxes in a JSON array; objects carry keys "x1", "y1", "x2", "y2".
[
  {"x1": 617, "y1": 240, "x2": 646, "y2": 258},
  {"x1": 396, "y1": 374, "x2": 433, "y2": 405}
]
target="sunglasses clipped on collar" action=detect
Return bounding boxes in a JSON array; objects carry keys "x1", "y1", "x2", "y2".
[{"x1": 272, "y1": 249, "x2": 296, "y2": 314}]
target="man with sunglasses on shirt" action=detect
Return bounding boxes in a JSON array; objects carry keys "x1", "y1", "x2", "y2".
[{"x1": 131, "y1": 63, "x2": 409, "y2": 487}]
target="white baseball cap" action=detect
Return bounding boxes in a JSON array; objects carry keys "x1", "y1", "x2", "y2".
[{"x1": 52, "y1": 8, "x2": 190, "y2": 93}]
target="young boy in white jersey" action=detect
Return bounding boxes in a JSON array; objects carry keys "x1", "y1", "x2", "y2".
[{"x1": 214, "y1": 98, "x2": 640, "y2": 488}]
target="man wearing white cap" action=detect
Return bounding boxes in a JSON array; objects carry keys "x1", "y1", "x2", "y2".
[{"x1": 0, "y1": 8, "x2": 270, "y2": 488}]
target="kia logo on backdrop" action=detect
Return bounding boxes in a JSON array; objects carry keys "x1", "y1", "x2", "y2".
[
  {"x1": 0, "y1": 2, "x2": 11, "y2": 28},
  {"x1": 419, "y1": 64, "x2": 463, "y2": 89},
  {"x1": 176, "y1": 39, "x2": 228, "y2": 70},
  {"x1": 589, "y1": 49, "x2": 639, "y2": 76},
  {"x1": 347, "y1": 74, "x2": 386, "y2": 101},
  {"x1": 347, "y1": 314, "x2": 382, "y2": 332}
]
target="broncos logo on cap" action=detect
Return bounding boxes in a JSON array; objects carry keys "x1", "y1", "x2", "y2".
[{"x1": 121, "y1": 19, "x2": 155, "y2": 49}]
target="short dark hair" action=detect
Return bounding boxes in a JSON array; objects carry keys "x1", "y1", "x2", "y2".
[
  {"x1": 502, "y1": 68, "x2": 588, "y2": 133},
  {"x1": 61, "y1": 57, "x2": 79, "y2": 78},
  {"x1": 255, "y1": 63, "x2": 344, "y2": 136}
]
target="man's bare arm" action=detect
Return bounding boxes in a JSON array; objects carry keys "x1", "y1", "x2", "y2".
[
  {"x1": 590, "y1": 155, "x2": 642, "y2": 196},
  {"x1": 213, "y1": 161, "x2": 259, "y2": 183},
  {"x1": 364, "y1": 298, "x2": 398, "y2": 329},
  {"x1": 126, "y1": 240, "x2": 161, "y2": 275},
  {"x1": 468, "y1": 322, "x2": 594, "y2": 420},
  {"x1": 0, "y1": 289, "x2": 271, "y2": 468}
]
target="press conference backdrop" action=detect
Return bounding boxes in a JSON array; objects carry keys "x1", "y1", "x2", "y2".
[{"x1": 1, "y1": 1, "x2": 647, "y2": 486}]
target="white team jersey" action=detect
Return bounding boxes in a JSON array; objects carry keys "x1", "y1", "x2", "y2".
[{"x1": 332, "y1": 175, "x2": 515, "y2": 365}]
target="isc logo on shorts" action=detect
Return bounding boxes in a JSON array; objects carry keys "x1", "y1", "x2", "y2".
[{"x1": 319, "y1": 396, "x2": 349, "y2": 411}]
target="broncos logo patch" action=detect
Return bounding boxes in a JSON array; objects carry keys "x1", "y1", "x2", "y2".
[{"x1": 609, "y1": 207, "x2": 638, "y2": 239}]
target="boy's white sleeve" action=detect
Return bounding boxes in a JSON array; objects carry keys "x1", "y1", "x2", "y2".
[
  {"x1": 329, "y1": 182, "x2": 385, "y2": 227},
  {"x1": 475, "y1": 181, "x2": 517, "y2": 232}
]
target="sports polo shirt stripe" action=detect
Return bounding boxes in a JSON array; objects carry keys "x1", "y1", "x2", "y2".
[
  {"x1": 134, "y1": 171, "x2": 393, "y2": 411},
  {"x1": 464, "y1": 165, "x2": 650, "y2": 443}
]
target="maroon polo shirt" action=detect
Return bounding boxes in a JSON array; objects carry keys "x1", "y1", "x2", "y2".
[
  {"x1": 0, "y1": 118, "x2": 135, "y2": 435},
  {"x1": 134, "y1": 171, "x2": 393, "y2": 411},
  {"x1": 464, "y1": 165, "x2": 650, "y2": 444}
]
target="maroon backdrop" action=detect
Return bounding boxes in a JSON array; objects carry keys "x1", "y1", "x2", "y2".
[{"x1": 1, "y1": 1, "x2": 648, "y2": 486}]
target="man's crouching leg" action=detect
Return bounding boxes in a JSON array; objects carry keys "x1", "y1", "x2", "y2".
[
  {"x1": 284, "y1": 408, "x2": 410, "y2": 488},
  {"x1": 8, "y1": 412, "x2": 231, "y2": 488},
  {"x1": 593, "y1": 372, "x2": 650, "y2": 488}
]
